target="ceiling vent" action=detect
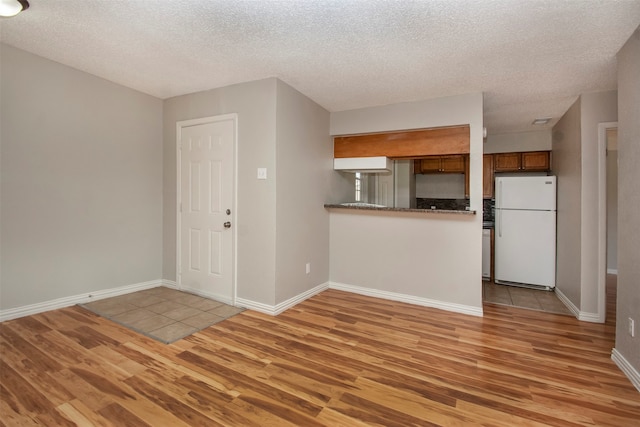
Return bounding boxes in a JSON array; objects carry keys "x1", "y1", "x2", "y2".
[{"x1": 532, "y1": 117, "x2": 552, "y2": 126}]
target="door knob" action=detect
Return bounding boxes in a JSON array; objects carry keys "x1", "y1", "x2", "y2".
[{"x1": 224, "y1": 222, "x2": 231, "y2": 228}]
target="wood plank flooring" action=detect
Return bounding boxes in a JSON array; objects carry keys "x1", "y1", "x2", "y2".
[{"x1": 1, "y1": 283, "x2": 639, "y2": 426}]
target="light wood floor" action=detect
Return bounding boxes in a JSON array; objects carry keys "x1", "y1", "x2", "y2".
[{"x1": 1, "y1": 281, "x2": 639, "y2": 426}]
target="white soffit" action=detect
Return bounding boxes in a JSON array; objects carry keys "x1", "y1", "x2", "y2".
[
  {"x1": 334, "y1": 157, "x2": 392, "y2": 173},
  {"x1": 1, "y1": 0, "x2": 639, "y2": 134}
]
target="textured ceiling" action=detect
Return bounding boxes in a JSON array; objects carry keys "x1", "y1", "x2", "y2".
[{"x1": 1, "y1": 0, "x2": 639, "y2": 134}]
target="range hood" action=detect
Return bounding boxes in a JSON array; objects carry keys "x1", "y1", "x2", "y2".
[{"x1": 333, "y1": 156, "x2": 392, "y2": 173}]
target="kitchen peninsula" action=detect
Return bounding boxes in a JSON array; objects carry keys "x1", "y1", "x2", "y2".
[{"x1": 328, "y1": 93, "x2": 484, "y2": 319}]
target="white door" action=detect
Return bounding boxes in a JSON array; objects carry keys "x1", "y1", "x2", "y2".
[{"x1": 178, "y1": 115, "x2": 235, "y2": 304}]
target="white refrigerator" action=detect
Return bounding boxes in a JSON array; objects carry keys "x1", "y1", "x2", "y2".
[{"x1": 495, "y1": 176, "x2": 557, "y2": 289}]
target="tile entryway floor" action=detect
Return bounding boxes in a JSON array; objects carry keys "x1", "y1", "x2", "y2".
[
  {"x1": 80, "y1": 287, "x2": 244, "y2": 343},
  {"x1": 483, "y1": 281, "x2": 573, "y2": 316}
]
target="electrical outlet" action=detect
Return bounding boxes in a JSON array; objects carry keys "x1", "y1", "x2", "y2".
[
  {"x1": 305, "y1": 263, "x2": 311, "y2": 274},
  {"x1": 629, "y1": 318, "x2": 635, "y2": 337},
  {"x1": 257, "y1": 168, "x2": 267, "y2": 180}
]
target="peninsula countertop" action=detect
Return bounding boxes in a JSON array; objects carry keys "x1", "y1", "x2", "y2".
[{"x1": 324, "y1": 203, "x2": 476, "y2": 215}]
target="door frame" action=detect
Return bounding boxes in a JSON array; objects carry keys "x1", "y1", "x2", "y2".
[
  {"x1": 597, "y1": 121, "x2": 617, "y2": 323},
  {"x1": 176, "y1": 114, "x2": 238, "y2": 305}
]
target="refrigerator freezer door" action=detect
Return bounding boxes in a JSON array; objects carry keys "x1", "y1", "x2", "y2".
[
  {"x1": 495, "y1": 176, "x2": 556, "y2": 211},
  {"x1": 495, "y1": 209, "x2": 556, "y2": 287}
]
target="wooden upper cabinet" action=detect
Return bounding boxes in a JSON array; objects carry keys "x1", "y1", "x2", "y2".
[
  {"x1": 493, "y1": 153, "x2": 520, "y2": 172},
  {"x1": 483, "y1": 154, "x2": 494, "y2": 198},
  {"x1": 440, "y1": 155, "x2": 465, "y2": 173},
  {"x1": 416, "y1": 155, "x2": 465, "y2": 173},
  {"x1": 418, "y1": 157, "x2": 442, "y2": 173},
  {"x1": 493, "y1": 151, "x2": 550, "y2": 172},
  {"x1": 521, "y1": 151, "x2": 550, "y2": 171}
]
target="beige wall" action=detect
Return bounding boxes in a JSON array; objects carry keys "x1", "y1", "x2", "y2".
[
  {"x1": 163, "y1": 79, "x2": 279, "y2": 305},
  {"x1": 580, "y1": 91, "x2": 617, "y2": 315},
  {"x1": 415, "y1": 174, "x2": 465, "y2": 199},
  {"x1": 484, "y1": 130, "x2": 552, "y2": 153},
  {"x1": 329, "y1": 93, "x2": 484, "y2": 311},
  {"x1": 552, "y1": 98, "x2": 582, "y2": 306},
  {"x1": 163, "y1": 78, "x2": 341, "y2": 307},
  {"x1": 0, "y1": 45, "x2": 163, "y2": 310},
  {"x1": 274, "y1": 80, "x2": 338, "y2": 304},
  {"x1": 552, "y1": 91, "x2": 618, "y2": 318},
  {"x1": 394, "y1": 160, "x2": 415, "y2": 208},
  {"x1": 615, "y1": 26, "x2": 640, "y2": 375},
  {"x1": 606, "y1": 130, "x2": 618, "y2": 273}
]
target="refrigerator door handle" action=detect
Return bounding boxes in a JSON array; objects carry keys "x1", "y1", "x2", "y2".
[{"x1": 498, "y1": 210, "x2": 502, "y2": 237}]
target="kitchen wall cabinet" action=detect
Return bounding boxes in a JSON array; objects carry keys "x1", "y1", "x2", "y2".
[
  {"x1": 483, "y1": 154, "x2": 494, "y2": 198},
  {"x1": 415, "y1": 155, "x2": 466, "y2": 174},
  {"x1": 493, "y1": 151, "x2": 550, "y2": 172},
  {"x1": 521, "y1": 151, "x2": 551, "y2": 170}
]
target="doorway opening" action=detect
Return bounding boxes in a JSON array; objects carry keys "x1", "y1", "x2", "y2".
[{"x1": 597, "y1": 121, "x2": 618, "y2": 323}]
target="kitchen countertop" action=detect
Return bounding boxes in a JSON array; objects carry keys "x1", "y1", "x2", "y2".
[{"x1": 324, "y1": 204, "x2": 476, "y2": 215}]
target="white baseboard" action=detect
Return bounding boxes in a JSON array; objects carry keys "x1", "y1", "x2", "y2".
[
  {"x1": 236, "y1": 280, "x2": 484, "y2": 318},
  {"x1": 554, "y1": 288, "x2": 604, "y2": 323},
  {"x1": 612, "y1": 348, "x2": 640, "y2": 392},
  {"x1": 234, "y1": 298, "x2": 275, "y2": 316},
  {"x1": 236, "y1": 282, "x2": 329, "y2": 316},
  {"x1": 0, "y1": 279, "x2": 166, "y2": 322},
  {"x1": 554, "y1": 287, "x2": 579, "y2": 317},
  {"x1": 577, "y1": 311, "x2": 604, "y2": 323},
  {"x1": 607, "y1": 268, "x2": 618, "y2": 275},
  {"x1": 162, "y1": 279, "x2": 178, "y2": 289},
  {"x1": 329, "y1": 281, "x2": 483, "y2": 317}
]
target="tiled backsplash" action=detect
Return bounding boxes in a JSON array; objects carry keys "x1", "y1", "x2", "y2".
[
  {"x1": 415, "y1": 198, "x2": 495, "y2": 220},
  {"x1": 483, "y1": 198, "x2": 495, "y2": 222},
  {"x1": 416, "y1": 198, "x2": 469, "y2": 210}
]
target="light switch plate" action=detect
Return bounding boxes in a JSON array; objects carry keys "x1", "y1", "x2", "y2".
[{"x1": 257, "y1": 168, "x2": 267, "y2": 180}]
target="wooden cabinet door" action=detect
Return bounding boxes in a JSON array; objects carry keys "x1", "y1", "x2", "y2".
[
  {"x1": 441, "y1": 155, "x2": 465, "y2": 173},
  {"x1": 413, "y1": 159, "x2": 422, "y2": 174},
  {"x1": 419, "y1": 157, "x2": 442, "y2": 173},
  {"x1": 521, "y1": 151, "x2": 550, "y2": 171},
  {"x1": 416, "y1": 155, "x2": 466, "y2": 173},
  {"x1": 493, "y1": 153, "x2": 520, "y2": 172},
  {"x1": 483, "y1": 154, "x2": 494, "y2": 198}
]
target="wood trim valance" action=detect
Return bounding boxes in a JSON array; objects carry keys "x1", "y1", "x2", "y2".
[{"x1": 333, "y1": 125, "x2": 470, "y2": 158}]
